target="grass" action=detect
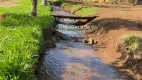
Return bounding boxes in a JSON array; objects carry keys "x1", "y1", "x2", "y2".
[
  {"x1": 120, "y1": 34, "x2": 142, "y2": 55},
  {"x1": 0, "y1": 0, "x2": 53, "y2": 79},
  {"x1": 50, "y1": 0, "x2": 64, "y2": 2},
  {"x1": 61, "y1": 3, "x2": 98, "y2": 16}
]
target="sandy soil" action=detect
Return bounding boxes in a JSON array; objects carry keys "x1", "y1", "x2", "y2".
[{"x1": 0, "y1": 0, "x2": 18, "y2": 7}]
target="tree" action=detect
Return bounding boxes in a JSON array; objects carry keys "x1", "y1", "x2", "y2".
[
  {"x1": 41, "y1": 0, "x2": 47, "y2": 6},
  {"x1": 31, "y1": 0, "x2": 38, "y2": 16}
]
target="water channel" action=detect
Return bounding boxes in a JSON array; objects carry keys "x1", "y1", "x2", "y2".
[{"x1": 43, "y1": 4, "x2": 121, "y2": 80}]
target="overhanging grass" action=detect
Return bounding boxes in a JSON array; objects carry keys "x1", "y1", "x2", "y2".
[
  {"x1": 0, "y1": 0, "x2": 53, "y2": 79},
  {"x1": 120, "y1": 34, "x2": 142, "y2": 54},
  {"x1": 61, "y1": 3, "x2": 98, "y2": 16}
]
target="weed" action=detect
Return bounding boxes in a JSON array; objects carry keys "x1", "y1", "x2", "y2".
[
  {"x1": 120, "y1": 34, "x2": 142, "y2": 56},
  {"x1": 61, "y1": 3, "x2": 98, "y2": 16}
]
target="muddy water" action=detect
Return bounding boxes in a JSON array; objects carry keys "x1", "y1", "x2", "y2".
[{"x1": 43, "y1": 4, "x2": 120, "y2": 80}]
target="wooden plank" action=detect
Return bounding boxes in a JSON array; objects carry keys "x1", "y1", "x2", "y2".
[{"x1": 51, "y1": 14, "x2": 99, "y2": 19}]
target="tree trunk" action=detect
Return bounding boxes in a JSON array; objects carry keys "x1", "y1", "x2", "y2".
[
  {"x1": 31, "y1": 0, "x2": 38, "y2": 16},
  {"x1": 41, "y1": 0, "x2": 47, "y2": 6}
]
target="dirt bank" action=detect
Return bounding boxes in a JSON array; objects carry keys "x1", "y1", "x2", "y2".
[
  {"x1": 59, "y1": 2, "x2": 142, "y2": 79},
  {"x1": 35, "y1": 27, "x2": 71, "y2": 80},
  {"x1": 86, "y1": 13, "x2": 142, "y2": 80}
]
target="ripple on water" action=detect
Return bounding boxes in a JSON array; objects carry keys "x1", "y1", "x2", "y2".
[{"x1": 44, "y1": 41, "x2": 119, "y2": 80}]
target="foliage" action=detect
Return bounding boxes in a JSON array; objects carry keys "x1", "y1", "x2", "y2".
[
  {"x1": 120, "y1": 34, "x2": 142, "y2": 56},
  {"x1": 0, "y1": 0, "x2": 53, "y2": 79}
]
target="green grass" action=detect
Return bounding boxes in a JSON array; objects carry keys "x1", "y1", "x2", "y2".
[
  {"x1": 61, "y1": 3, "x2": 98, "y2": 16},
  {"x1": 50, "y1": 0, "x2": 64, "y2": 2},
  {"x1": 0, "y1": 0, "x2": 53, "y2": 79},
  {"x1": 120, "y1": 34, "x2": 142, "y2": 54},
  {"x1": 75, "y1": 6, "x2": 98, "y2": 16}
]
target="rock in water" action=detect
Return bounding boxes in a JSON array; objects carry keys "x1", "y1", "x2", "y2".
[{"x1": 88, "y1": 38, "x2": 93, "y2": 44}]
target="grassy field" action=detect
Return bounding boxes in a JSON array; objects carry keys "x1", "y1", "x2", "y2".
[
  {"x1": 61, "y1": 3, "x2": 98, "y2": 16},
  {"x1": 0, "y1": 0, "x2": 53, "y2": 79}
]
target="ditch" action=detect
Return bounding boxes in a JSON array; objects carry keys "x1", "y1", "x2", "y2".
[{"x1": 41, "y1": 3, "x2": 122, "y2": 80}]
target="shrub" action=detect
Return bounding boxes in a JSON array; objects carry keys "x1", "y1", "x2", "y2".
[{"x1": 119, "y1": 34, "x2": 142, "y2": 58}]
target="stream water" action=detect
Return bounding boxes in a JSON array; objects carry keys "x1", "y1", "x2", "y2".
[{"x1": 43, "y1": 4, "x2": 120, "y2": 80}]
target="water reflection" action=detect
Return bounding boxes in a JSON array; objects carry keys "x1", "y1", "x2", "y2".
[{"x1": 44, "y1": 42, "x2": 119, "y2": 80}]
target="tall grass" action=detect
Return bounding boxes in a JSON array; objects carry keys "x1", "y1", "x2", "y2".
[
  {"x1": 120, "y1": 34, "x2": 142, "y2": 55},
  {"x1": 61, "y1": 3, "x2": 98, "y2": 16},
  {"x1": 0, "y1": 0, "x2": 53, "y2": 79}
]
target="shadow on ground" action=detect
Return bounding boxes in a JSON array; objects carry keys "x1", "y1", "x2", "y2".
[{"x1": 87, "y1": 18, "x2": 142, "y2": 34}]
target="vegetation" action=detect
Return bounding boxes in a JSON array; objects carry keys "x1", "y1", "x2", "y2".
[
  {"x1": 120, "y1": 34, "x2": 142, "y2": 56},
  {"x1": 50, "y1": 0, "x2": 64, "y2": 3},
  {"x1": 61, "y1": 3, "x2": 98, "y2": 16},
  {"x1": 118, "y1": 34, "x2": 142, "y2": 76},
  {"x1": 0, "y1": 0, "x2": 53, "y2": 79}
]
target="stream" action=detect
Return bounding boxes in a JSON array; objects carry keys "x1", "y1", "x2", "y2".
[{"x1": 43, "y1": 4, "x2": 120, "y2": 80}]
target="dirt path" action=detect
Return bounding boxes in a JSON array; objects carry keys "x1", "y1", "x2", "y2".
[
  {"x1": 0, "y1": 0, "x2": 18, "y2": 7},
  {"x1": 95, "y1": 7, "x2": 142, "y2": 21},
  {"x1": 65, "y1": 1, "x2": 142, "y2": 21}
]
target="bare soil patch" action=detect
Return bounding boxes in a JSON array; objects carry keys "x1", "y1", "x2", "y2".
[
  {"x1": 82, "y1": 4, "x2": 142, "y2": 80},
  {"x1": 0, "y1": 0, "x2": 18, "y2": 7}
]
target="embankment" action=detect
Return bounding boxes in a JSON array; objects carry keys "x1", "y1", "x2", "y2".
[{"x1": 86, "y1": 19, "x2": 142, "y2": 79}]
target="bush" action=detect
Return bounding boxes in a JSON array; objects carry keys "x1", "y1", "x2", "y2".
[
  {"x1": 118, "y1": 34, "x2": 142, "y2": 77},
  {"x1": 119, "y1": 34, "x2": 142, "y2": 58}
]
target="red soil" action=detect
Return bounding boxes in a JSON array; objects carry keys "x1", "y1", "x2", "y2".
[{"x1": 85, "y1": 5, "x2": 142, "y2": 79}]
